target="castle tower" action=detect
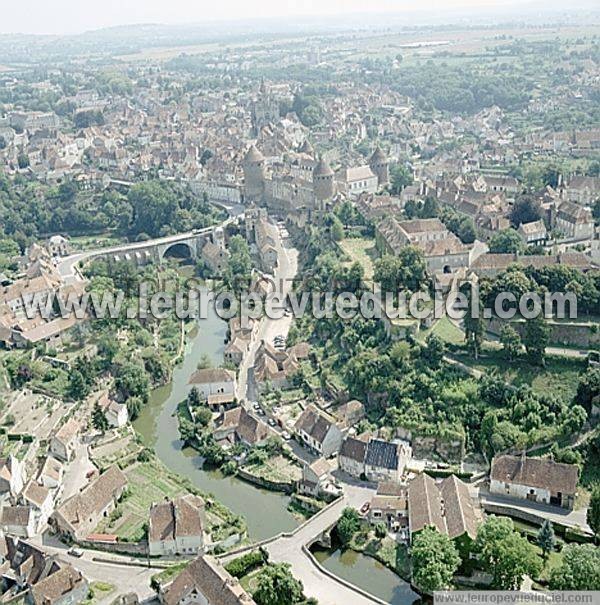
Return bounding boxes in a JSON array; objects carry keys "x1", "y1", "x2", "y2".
[
  {"x1": 243, "y1": 145, "x2": 266, "y2": 203},
  {"x1": 313, "y1": 157, "x2": 335, "y2": 204},
  {"x1": 369, "y1": 147, "x2": 389, "y2": 188}
]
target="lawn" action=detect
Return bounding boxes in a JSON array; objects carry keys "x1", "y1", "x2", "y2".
[
  {"x1": 420, "y1": 316, "x2": 465, "y2": 345},
  {"x1": 338, "y1": 237, "x2": 377, "y2": 281},
  {"x1": 95, "y1": 460, "x2": 187, "y2": 541},
  {"x1": 466, "y1": 351, "x2": 585, "y2": 401}
]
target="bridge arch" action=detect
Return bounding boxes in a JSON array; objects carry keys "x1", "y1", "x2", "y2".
[{"x1": 160, "y1": 241, "x2": 195, "y2": 263}]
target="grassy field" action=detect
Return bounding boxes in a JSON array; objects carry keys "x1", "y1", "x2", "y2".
[
  {"x1": 461, "y1": 350, "x2": 585, "y2": 401},
  {"x1": 420, "y1": 316, "x2": 465, "y2": 345},
  {"x1": 338, "y1": 237, "x2": 377, "y2": 281},
  {"x1": 95, "y1": 461, "x2": 187, "y2": 541}
]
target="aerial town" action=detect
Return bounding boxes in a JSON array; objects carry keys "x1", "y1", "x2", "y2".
[{"x1": 0, "y1": 3, "x2": 599, "y2": 605}]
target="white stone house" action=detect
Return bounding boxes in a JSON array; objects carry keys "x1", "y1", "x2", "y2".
[
  {"x1": 188, "y1": 368, "x2": 236, "y2": 399},
  {"x1": 338, "y1": 436, "x2": 368, "y2": 478},
  {"x1": 294, "y1": 405, "x2": 343, "y2": 458},
  {"x1": 0, "y1": 455, "x2": 25, "y2": 498},
  {"x1": 49, "y1": 418, "x2": 80, "y2": 462},
  {"x1": 490, "y1": 454, "x2": 578, "y2": 510},
  {"x1": 148, "y1": 495, "x2": 205, "y2": 557},
  {"x1": 364, "y1": 439, "x2": 412, "y2": 483}
]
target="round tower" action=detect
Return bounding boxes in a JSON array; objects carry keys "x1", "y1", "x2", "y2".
[
  {"x1": 243, "y1": 145, "x2": 266, "y2": 202},
  {"x1": 369, "y1": 146, "x2": 389, "y2": 188},
  {"x1": 313, "y1": 157, "x2": 335, "y2": 203}
]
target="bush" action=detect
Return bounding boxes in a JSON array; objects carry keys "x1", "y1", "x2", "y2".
[{"x1": 225, "y1": 550, "x2": 267, "y2": 578}]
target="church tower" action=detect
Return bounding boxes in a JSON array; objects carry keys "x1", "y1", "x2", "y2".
[
  {"x1": 243, "y1": 145, "x2": 266, "y2": 203},
  {"x1": 369, "y1": 147, "x2": 389, "y2": 188}
]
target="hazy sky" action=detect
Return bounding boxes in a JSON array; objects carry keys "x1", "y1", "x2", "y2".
[{"x1": 0, "y1": 0, "x2": 560, "y2": 35}]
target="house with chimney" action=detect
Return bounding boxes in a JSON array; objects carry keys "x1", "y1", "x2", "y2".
[
  {"x1": 294, "y1": 405, "x2": 343, "y2": 458},
  {"x1": 148, "y1": 495, "x2": 205, "y2": 557},
  {"x1": 158, "y1": 554, "x2": 256, "y2": 605},
  {"x1": 50, "y1": 465, "x2": 127, "y2": 540},
  {"x1": 490, "y1": 454, "x2": 578, "y2": 510}
]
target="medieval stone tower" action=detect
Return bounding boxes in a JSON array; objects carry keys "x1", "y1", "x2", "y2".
[
  {"x1": 313, "y1": 157, "x2": 335, "y2": 206},
  {"x1": 243, "y1": 145, "x2": 266, "y2": 203},
  {"x1": 369, "y1": 147, "x2": 389, "y2": 188}
]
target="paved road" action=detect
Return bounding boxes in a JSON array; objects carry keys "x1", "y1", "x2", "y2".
[
  {"x1": 480, "y1": 490, "x2": 592, "y2": 534},
  {"x1": 33, "y1": 536, "x2": 156, "y2": 603},
  {"x1": 236, "y1": 225, "x2": 298, "y2": 403},
  {"x1": 60, "y1": 441, "x2": 96, "y2": 503}
]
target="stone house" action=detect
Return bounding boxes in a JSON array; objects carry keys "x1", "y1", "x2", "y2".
[
  {"x1": 294, "y1": 404, "x2": 343, "y2": 458},
  {"x1": 490, "y1": 454, "x2": 578, "y2": 510},
  {"x1": 299, "y1": 458, "x2": 331, "y2": 498},
  {"x1": 517, "y1": 220, "x2": 547, "y2": 245},
  {"x1": 49, "y1": 418, "x2": 80, "y2": 462},
  {"x1": 188, "y1": 368, "x2": 236, "y2": 399},
  {"x1": 338, "y1": 436, "x2": 368, "y2": 478},
  {"x1": 20, "y1": 480, "x2": 54, "y2": 533},
  {"x1": 148, "y1": 495, "x2": 205, "y2": 557},
  {"x1": 553, "y1": 201, "x2": 595, "y2": 240},
  {"x1": 336, "y1": 165, "x2": 379, "y2": 198},
  {"x1": 0, "y1": 506, "x2": 36, "y2": 538},
  {"x1": 51, "y1": 465, "x2": 127, "y2": 541},
  {"x1": 0, "y1": 455, "x2": 25, "y2": 498},
  {"x1": 37, "y1": 456, "x2": 64, "y2": 490},
  {"x1": 158, "y1": 555, "x2": 256, "y2": 605},
  {"x1": 364, "y1": 439, "x2": 412, "y2": 483},
  {"x1": 408, "y1": 473, "x2": 482, "y2": 556}
]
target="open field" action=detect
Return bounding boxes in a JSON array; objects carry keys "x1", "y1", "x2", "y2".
[
  {"x1": 95, "y1": 460, "x2": 187, "y2": 541},
  {"x1": 338, "y1": 237, "x2": 376, "y2": 281},
  {"x1": 457, "y1": 350, "x2": 585, "y2": 401}
]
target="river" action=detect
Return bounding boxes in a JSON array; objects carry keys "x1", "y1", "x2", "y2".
[
  {"x1": 133, "y1": 302, "x2": 299, "y2": 541},
  {"x1": 313, "y1": 547, "x2": 421, "y2": 605},
  {"x1": 131, "y1": 277, "x2": 417, "y2": 604}
]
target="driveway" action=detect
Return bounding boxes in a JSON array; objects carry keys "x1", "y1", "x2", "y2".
[{"x1": 60, "y1": 441, "x2": 96, "y2": 503}]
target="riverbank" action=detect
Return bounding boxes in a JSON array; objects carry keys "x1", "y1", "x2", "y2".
[{"x1": 132, "y1": 301, "x2": 299, "y2": 541}]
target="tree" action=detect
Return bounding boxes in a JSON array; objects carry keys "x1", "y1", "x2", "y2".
[
  {"x1": 126, "y1": 396, "x2": 144, "y2": 421},
  {"x1": 549, "y1": 544, "x2": 600, "y2": 590},
  {"x1": 92, "y1": 403, "x2": 109, "y2": 432},
  {"x1": 576, "y1": 368, "x2": 600, "y2": 413},
  {"x1": 464, "y1": 287, "x2": 484, "y2": 359},
  {"x1": 489, "y1": 229, "x2": 524, "y2": 254},
  {"x1": 253, "y1": 563, "x2": 304, "y2": 605},
  {"x1": 67, "y1": 369, "x2": 89, "y2": 400},
  {"x1": 373, "y1": 246, "x2": 427, "y2": 293},
  {"x1": 329, "y1": 215, "x2": 344, "y2": 241},
  {"x1": 336, "y1": 507, "x2": 361, "y2": 545},
  {"x1": 537, "y1": 519, "x2": 555, "y2": 561},
  {"x1": 422, "y1": 334, "x2": 446, "y2": 367},
  {"x1": 115, "y1": 363, "x2": 150, "y2": 402},
  {"x1": 188, "y1": 386, "x2": 201, "y2": 408},
  {"x1": 510, "y1": 195, "x2": 542, "y2": 227},
  {"x1": 389, "y1": 163, "x2": 413, "y2": 194},
  {"x1": 375, "y1": 522, "x2": 387, "y2": 539},
  {"x1": 500, "y1": 324, "x2": 522, "y2": 361},
  {"x1": 411, "y1": 526, "x2": 461, "y2": 593},
  {"x1": 523, "y1": 315, "x2": 549, "y2": 366},
  {"x1": 17, "y1": 153, "x2": 30, "y2": 169},
  {"x1": 475, "y1": 516, "x2": 541, "y2": 589},
  {"x1": 588, "y1": 485, "x2": 600, "y2": 541}
]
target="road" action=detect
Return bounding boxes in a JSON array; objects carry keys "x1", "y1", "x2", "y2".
[
  {"x1": 479, "y1": 490, "x2": 592, "y2": 535},
  {"x1": 236, "y1": 224, "x2": 298, "y2": 403},
  {"x1": 222, "y1": 487, "x2": 383, "y2": 605},
  {"x1": 60, "y1": 441, "x2": 96, "y2": 503},
  {"x1": 33, "y1": 536, "x2": 156, "y2": 603}
]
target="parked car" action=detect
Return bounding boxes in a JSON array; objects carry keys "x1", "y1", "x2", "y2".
[
  {"x1": 282, "y1": 431, "x2": 291, "y2": 440},
  {"x1": 360, "y1": 502, "x2": 370, "y2": 515},
  {"x1": 268, "y1": 418, "x2": 276, "y2": 427},
  {"x1": 68, "y1": 548, "x2": 84, "y2": 558}
]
